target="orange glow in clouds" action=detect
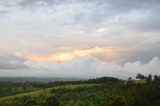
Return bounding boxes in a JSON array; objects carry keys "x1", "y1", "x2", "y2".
[{"x1": 15, "y1": 47, "x2": 115, "y2": 62}]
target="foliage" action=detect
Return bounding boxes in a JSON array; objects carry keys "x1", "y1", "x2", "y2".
[{"x1": 0, "y1": 75, "x2": 160, "y2": 106}]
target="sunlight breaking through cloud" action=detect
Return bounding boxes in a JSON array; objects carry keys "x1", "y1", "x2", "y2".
[{"x1": 15, "y1": 47, "x2": 115, "y2": 62}]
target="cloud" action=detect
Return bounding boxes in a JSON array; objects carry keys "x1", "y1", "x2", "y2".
[
  {"x1": 0, "y1": 55, "x2": 28, "y2": 70},
  {"x1": 0, "y1": 56, "x2": 158, "y2": 78},
  {"x1": 96, "y1": 28, "x2": 107, "y2": 33},
  {"x1": 0, "y1": 55, "x2": 159, "y2": 78},
  {"x1": 0, "y1": 0, "x2": 160, "y2": 78},
  {"x1": 0, "y1": 62, "x2": 28, "y2": 70},
  {"x1": 15, "y1": 47, "x2": 117, "y2": 62}
]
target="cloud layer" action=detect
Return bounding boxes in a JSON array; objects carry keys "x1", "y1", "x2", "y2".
[
  {"x1": 0, "y1": 56, "x2": 159, "y2": 79},
  {"x1": 0, "y1": 0, "x2": 160, "y2": 62},
  {"x1": 0, "y1": 0, "x2": 160, "y2": 77}
]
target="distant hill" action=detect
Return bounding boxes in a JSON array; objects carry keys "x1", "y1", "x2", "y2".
[{"x1": 0, "y1": 77, "x2": 86, "y2": 82}]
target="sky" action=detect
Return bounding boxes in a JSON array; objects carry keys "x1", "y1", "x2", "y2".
[{"x1": 0, "y1": 0, "x2": 160, "y2": 78}]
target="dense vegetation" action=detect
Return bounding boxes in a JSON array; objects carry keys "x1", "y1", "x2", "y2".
[{"x1": 0, "y1": 74, "x2": 160, "y2": 106}]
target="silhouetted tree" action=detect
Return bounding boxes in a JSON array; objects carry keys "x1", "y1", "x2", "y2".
[
  {"x1": 136, "y1": 73, "x2": 146, "y2": 79},
  {"x1": 146, "y1": 74, "x2": 152, "y2": 84}
]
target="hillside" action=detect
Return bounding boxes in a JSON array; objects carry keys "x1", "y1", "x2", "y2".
[{"x1": 0, "y1": 76, "x2": 160, "y2": 106}]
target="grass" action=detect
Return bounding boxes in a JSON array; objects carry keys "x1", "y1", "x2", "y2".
[
  {"x1": 0, "y1": 84, "x2": 100, "y2": 103},
  {"x1": 133, "y1": 79, "x2": 146, "y2": 84}
]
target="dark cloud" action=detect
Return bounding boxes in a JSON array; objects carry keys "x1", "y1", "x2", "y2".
[
  {"x1": 113, "y1": 0, "x2": 159, "y2": 11},
  {"x1": 0, "y1": 55, "x2": 26, "y2": 62},
  {"x1": 0, "y1": 62, "x2": 28, "y2": 70},
  {"x1": 17, "y1": 0, "x2": 73, "y2": 8},
  {"x1": 0, "y1": 10, "x2": 8, "y2": 15},
  {"x1": 122, "y1": 48, "x2": 160, "y2": 64},
  {"x1": 0, "y1": 55, "x2": 28, "y2": 70}
]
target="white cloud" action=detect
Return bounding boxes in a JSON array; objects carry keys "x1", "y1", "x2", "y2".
[
  {"x1": 0, "y1": 0, "x2": 160, "y2": 78},
  {"x1": 0, "y1": 56, "x2": 156, "y2": 79},
  {"x1": 96, "y1": 28, "x2": 107, "y2": 33},
  {"x1": 0, "y1": 56, "x2": 159, "y2": 79}
]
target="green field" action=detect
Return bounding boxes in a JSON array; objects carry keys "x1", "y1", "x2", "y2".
[
  {"x1": 0, "y1": 84, "x2": 101, "y2": 105},
  {"x1": 0, "y1": 76, "x2": 159, "y2": 106}
]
